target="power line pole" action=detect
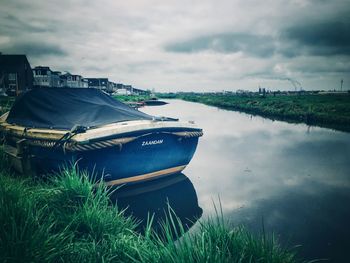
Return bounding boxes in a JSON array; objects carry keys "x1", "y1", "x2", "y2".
[{"x1": 341, "y1": 79, "x2": 343, "y2": 91}]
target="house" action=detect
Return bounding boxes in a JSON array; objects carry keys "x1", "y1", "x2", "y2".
[
  {"x1": 0, "y1": 53, "x2": 33, "y2": 96},
  {"x1": 82, "y1": 78, "x2": 89, "y2": 88},
  {"x1": 52, "y1": 71, "x2": 62, "y2": 87},
  {"x1": 62, "y1": 72, "x2": 86, "y2": 88},
  {"x1": 115, "y1": 87, "x2": 130, "y2": 95},
  {"x1": 109, "y1": 81, "x2": 117, "y2": 92},
  {"x1": 33, "y1": 66, "x2": 62, "y2": 87},
  {"x1": 33, "y1": 67, "x2": 87, "y2": 88},
  {"x1": 86, "y1": 78, "x2": 112, "y2": 92},
  {"x1": 132, "y1": 87, "x2": 151, "y2": 96},
  {"x1": 116, "y1": 83, "x2": 124, "y2": 89},
  {"x1": 113, "y1": 83, "x2": 150, "y2": 95},
  {"x1": 124, "y1": 85, "x2": 133, "y2": 93},
  {"x1": 114, "y1": 83, "x2": 130, "y2": 95}
]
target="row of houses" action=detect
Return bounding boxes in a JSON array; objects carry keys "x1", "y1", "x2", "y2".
[
  {"x1": 33, "y1": 66, "x2": 146, "y2": 95},
  {"x1": 0, "y1": 53, "x2": 149, "y2": 96},
  {"x1": 33, "y1": 66, "x2": 89, "y2": 89}
]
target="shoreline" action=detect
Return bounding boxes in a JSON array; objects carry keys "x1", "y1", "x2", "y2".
[
  {"x1": 0, "y1": 148, "x2": 303, "y2": 262},
  {"x1": 2, "y1": 93, "x2": 349, "y2": 132},
  {"x1": 157, "y1": 93, "x2": 350, "y2": 133}
]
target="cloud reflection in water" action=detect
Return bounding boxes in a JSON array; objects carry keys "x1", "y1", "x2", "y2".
[{"x1": 142, "y1": 99, "x2": 350, "y2": 261}]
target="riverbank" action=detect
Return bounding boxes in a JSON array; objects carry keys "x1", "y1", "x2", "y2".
[
  {"x1": 3, "y1": 92, "x2": 349, "y2": 132},
  {"x1": 158, "y1": 93, "x2": 350, "y2": 132},
  {"x1": 0, "y1": 148, "x2": 302, "y2": 263}
]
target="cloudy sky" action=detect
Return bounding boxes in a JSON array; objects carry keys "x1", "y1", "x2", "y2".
[{"x1": 1, "y1": 0, "x2": 349, "y2": 92}]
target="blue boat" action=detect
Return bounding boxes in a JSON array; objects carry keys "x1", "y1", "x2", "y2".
[{"x1": 0, "y1": 88, "x2": 202, "y2": 185}]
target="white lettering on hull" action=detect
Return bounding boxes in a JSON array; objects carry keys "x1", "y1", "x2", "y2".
[{"x1": 142, "y1": 139, "x2": 164, "y2": 146}]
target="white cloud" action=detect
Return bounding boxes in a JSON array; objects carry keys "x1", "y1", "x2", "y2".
[{"x1": 0, "y1": 0, "x2": 349, "y2": 91}]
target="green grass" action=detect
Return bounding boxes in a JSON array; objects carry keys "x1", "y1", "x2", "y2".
[
  {"x1": 0, "y1": 97, "x2": 15, "y2": 115},
  {"x1": 0, "y1": 163, "x2": 152, "y2": 262},
  {"x1": 0, "y1": 146, "x2": 305, "y2": 263},
  {"x1": 143, "y1": 206, "x2": 301, "y2": 263},
  {"x1": 158, "y1": 93, "x2": 350, "y2": 132}
]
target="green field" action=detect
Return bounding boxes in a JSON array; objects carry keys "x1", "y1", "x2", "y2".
[
  {"x1": 158, "y1": 93, "x2": 350, "y2": 132},
  {"x1": 0, "y1": 146, "x2": 303, "y2": 263}
]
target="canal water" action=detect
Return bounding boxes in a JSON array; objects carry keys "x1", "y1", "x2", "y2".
[{"x1": 118, "y1": 99, "x2": 350, "y2": 262}]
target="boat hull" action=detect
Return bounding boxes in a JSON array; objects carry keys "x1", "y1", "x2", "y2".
[{"x1": 20, "y1": 129, "x2": 200, "y2": 185}]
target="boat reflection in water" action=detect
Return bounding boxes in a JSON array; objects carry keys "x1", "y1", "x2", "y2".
[{"x1": 110, "y1": 173, "x2": 202, "y2": 236}]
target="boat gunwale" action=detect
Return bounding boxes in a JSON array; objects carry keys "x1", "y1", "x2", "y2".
[{"x1": 1, "y1": 118, "x2": 202, "y2": 143}]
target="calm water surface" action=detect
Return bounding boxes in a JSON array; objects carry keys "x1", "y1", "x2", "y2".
[{"x1": 120, "y1": 99, "x2": 350, "y2": 262}]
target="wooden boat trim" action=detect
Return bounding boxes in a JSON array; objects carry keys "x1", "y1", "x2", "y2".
[
  {"x1": 104, "y1": 165, "x2": 187, "y2": 186},
  {"x1": 0, "y1": 119, "x2": 200, "y2": 142}
]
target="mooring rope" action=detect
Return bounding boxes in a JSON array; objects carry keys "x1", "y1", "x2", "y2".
[{"x1": 18, "y1": 130, "x2": 203, "y2": 152}]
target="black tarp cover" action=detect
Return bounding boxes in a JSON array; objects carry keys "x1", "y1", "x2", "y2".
[{"x1": 6, "y1": 88, "x2": 153, "y2": 130}]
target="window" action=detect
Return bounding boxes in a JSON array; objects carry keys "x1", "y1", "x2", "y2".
[{"x1": 8, "y1": 73, "x2": 17, "y2": 80}]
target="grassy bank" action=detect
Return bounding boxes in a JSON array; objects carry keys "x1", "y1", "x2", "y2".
[
  {"x1": 158, "y1": 93, "x2": 350, "y2": 132},
  {"x1": 0, "y1": 150, "x2": 303, "y2": 262}
]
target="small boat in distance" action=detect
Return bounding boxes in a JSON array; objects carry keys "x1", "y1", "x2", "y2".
[
  {"x1": 143, "y1": 97, "x2": 168, "y2": 106},
  {"x1": 0, "y1": 88, "x2": 202, "y2": 185}
]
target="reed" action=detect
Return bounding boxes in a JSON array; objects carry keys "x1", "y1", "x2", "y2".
[{"x1": 138, "y1": 204, "x2": 300, "y2": 263}]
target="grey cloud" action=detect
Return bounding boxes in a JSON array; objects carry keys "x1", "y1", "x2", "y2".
[
  {"x1": 0, "y1": 11, "x2": 65, "y2": 59},
  {"x1": 0, "y1": 14, "x2": 57, "y2": 35},
  {"x1": 165, "y1": 33, "x2": 276, "y2": 58},
  {"x1": 82, "y1": 65, "x2": 110, "y2": 73},
  {"x1": 280, "y1": 19, "x2": 350, "y2": 57},
  {"x1": 1, "y1": 0, "x2": 349, "y2": 91},
  {"x1": 1, "y1": 41, "x2": 67, "y2": 57},
  {"x1": 125, "y1": 60, "x2": 165, "y2": 72},
  {"x1": 290, "y1": 62, "x2": 350, "y2": 74}
]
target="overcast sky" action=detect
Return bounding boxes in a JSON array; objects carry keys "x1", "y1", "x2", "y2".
[{"x1": 1, "y1": 0, "x2": 349, "y2": 92}]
